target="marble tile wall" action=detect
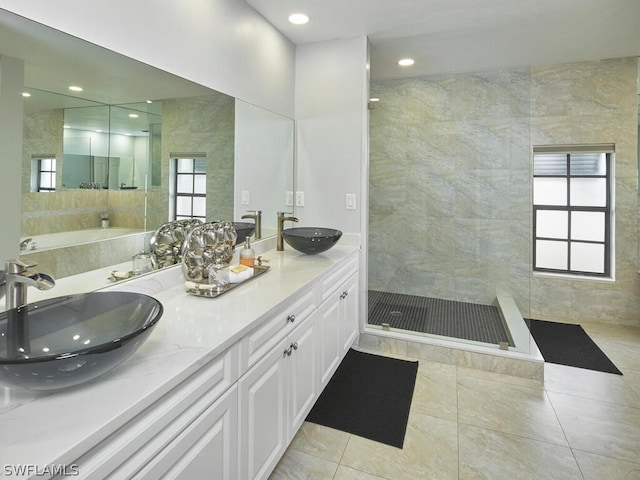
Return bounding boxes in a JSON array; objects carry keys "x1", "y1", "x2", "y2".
[
  {"x1": 161, "y1": 93, "x2": 235, "y2": 223},
  {"x1": 529, "y1": 57, "x2": 640, "y2": 325},
  {"x1": 369, "y1": 67, "x2": 532, "y2": 312},
  {"x1": 370, "y1": 57, "x2": 640, "y2": 326}
]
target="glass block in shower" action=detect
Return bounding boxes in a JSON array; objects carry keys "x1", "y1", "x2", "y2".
[
  {"x1": 536, "y1": 210, "x2": 568, "y2": 239},
  {"x1": 535, "y1": 239, "x2": 567, "y2": 270},
  {"x1": 571, "y1": 211, "x2": 605, "y2": 242},
  {"x1": 570, "y1": 153, "x2": 606, "y2": 175},
  {"x1": 571, "y1": 242, "x2": 605, "y2": 273},
  {"x1": 570, "y1": 178, "x2": 607, "y2": 207},
  {"x1": 533, "y1": 177, "x2": 567, "y2": 205},
  {"x1": 533, "y1": 153, "x2": 567, "y2": 175}
]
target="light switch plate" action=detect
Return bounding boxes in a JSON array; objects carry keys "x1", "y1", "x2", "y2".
[
  {"x1": 345, "y1": 193, "x2": 356, "y2": 210},
  {"x1": 286, "y1": 191, "x2": 294, "y2": 206},
  {"x1": 295, "y1": 191, "x2": 305, "y2": 207},
  {"x1": 241, "y1": 190, "x2": 250, "y2": 205}
]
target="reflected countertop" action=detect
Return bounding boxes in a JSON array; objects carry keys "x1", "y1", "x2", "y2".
[{"x1": 0, "y1": 238, "x2": 360, "y2": 474}]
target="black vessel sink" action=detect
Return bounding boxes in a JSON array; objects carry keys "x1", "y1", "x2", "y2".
[
  {"x1": 233, "y1": 222, "x2": 256, "y2": 244},
  {"x1": 282, "y1": 227, "x2": 342, "y2": 254},
  {"x1": 0, "y1": 291, "x2": 163, "y2": 391}
]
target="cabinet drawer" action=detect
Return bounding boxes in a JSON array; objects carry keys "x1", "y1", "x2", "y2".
[
  {"x1": 240, "y1": 285, "x2": 317, "y2": 372},
  {"x1": 319, "y1": 252, "x2": 358, "y2": 301},
  {"x1": 71, "y1": 345, "x2": 239, "y2": 479}
]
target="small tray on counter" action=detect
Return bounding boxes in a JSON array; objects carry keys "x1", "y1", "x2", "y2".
[{"x1": 186, "y1": 265, "x2": 270, "y2": 298}]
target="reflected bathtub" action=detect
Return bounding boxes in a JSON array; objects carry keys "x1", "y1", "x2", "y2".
[
  {"x1": 21, "y1": 228, "x2": 144, "y2": 252},
  {"x1": 20, "y1": 227, "x2": 150, "y2": 279}
]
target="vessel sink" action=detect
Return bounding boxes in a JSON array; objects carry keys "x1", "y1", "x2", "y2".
[
  {"x1": 282, "y1": 227, "x2": 342, "y2": 254},
  {"x1": 233, "y1": 222, "x2": 256, "y2": 244},
  {"x1": 0, "y1": 291, "x2": 163, "y2": 391}
]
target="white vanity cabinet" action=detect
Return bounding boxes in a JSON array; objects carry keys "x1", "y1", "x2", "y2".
[
  {"x1": 69, "y1": 345, "x2": 240, "y2": 480},
  {"x1": 131, "y1": 385, "x2": 238, "y2": 480},
  {"x1": 36, "y1": 246, "x2": 360, "y2": 480},
  {"x1": 238, "y1": 310, "x2": 318, "y2": 480},
  {"x1": 317, "y1": 254, "x2": 359, "y2": 390}
]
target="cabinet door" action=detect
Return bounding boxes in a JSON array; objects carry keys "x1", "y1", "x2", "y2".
[
  {"x1": 318, "y1": 293, "x2": 341, "y2": 391},
  {"x1": 287, "y1": 311, "x2": 318, "y2": 436},
  {"x1": 340, "y1": 273, "x2": 359, "y2": 354},
  {"x1": 238, "y1": 337, "x2": 288, "y2": 480},
  {"x1": 133, "y1": 386, "x2": 238, "y2": 480}
]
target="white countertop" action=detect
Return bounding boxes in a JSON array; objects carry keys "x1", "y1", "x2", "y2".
[{"x1": 0, "y1": 241, "x2": 360, "y2": 477}]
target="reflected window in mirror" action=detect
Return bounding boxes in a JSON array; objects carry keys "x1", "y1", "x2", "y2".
[
  {"x1": 30, "y1": 156, "x2": 56, "y2": 192},
  {"x1": 173, "y1": 156, "x2": 207, "y2": 221}
]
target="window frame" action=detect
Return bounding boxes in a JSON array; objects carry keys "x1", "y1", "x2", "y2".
[
  {"x1": 532, "y1": 146, "x2": 613, "y2": 278},
  {"x1": 36, "y1": 157, "x2": 56, "y2": 192},
  {"x1": 172, "y1": 157, "x2": 207, "y2": 221}
]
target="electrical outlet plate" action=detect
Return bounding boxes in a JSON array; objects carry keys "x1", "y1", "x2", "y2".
[
  {"x1": 286, "y1": 191, "x2": 294, "y2": 206},
  {"x1": 295, "y1": 191, "x2": 304, "y2": 207}
]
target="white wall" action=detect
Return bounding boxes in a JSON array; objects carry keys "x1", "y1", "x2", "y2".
[
  {"x1": 234, "y1": 100, "x2": 294, "y2": 232},
  {"x1": 294, "y1": 37, "x2": 368, "y2": 234},
  {"x1": 0, "y1": 0, "x2": 295, "y2": 118},
  {"x1": 0, "y1": 55, "x2": 24, "y2": 260}
]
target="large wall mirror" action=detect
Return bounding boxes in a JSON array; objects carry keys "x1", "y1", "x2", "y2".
[{"x1": 0, "y1": 8, "x2": 294, "y2": 278}]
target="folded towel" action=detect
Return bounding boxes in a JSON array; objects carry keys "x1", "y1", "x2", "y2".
[{"x1": 229, "y1": 264, "x2": 254, "y2": 283}]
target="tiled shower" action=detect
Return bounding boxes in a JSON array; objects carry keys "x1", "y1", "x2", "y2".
[{"x1": 368, "y1": 57, "x2": 640, "y2": 343}]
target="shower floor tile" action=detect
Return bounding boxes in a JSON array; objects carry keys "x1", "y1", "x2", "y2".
[{"x1": 368, "y1": 290, "x2": 513, "y2": 346}]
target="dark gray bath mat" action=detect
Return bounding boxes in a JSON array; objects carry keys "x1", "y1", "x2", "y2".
[
  {"x1": 306, "y1": 349, "x2": 418, "y2": 448},
  {"x1": 527, "y1": 319, "x2": 622, "y2": 375}
]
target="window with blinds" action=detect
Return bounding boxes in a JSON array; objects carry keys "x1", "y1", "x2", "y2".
[{"x1": 532, "y1": 145, "x2": 613, "y2": 277}]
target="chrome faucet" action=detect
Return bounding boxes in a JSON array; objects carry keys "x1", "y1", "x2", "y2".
[
  {"x1": 277, "y1": 211, "x2": 299, "y2": 251},
  {"x1": 0, "y1": 259, "x2": 55, "y2": 310},
  {"x1": 19, "y1": 238, "x2": 32, "y2": 251},
  {"x1": 241, "y1": 210, "x2": 262, "y2": 240}
]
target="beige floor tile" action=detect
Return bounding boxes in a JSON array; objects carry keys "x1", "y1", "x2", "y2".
[
  {"x1": 573, "y1": 449, "x2": 640, "y2": 480},
  {"x1": 340, "y1": 411, "x2": 458, "y2": 480},
  {"x1": 410, "y1": 361, "x2": 457, "y2": 421},
  {"x1": 333, "y1": 465, "x2": 389, "y2": 480},
  {"x1": 596, "y1": 339, "x2": 640, "y2": 373},
  {"x1": 457, "y1": 374, "x2": 568, "y2": 446},
  {"x1": 548, "y1": 391, "x2": 640, "y2": 463},
  {"x1": 458, "y1": 424, "x2": 583, "y2": 480},
  {"x1": 268, "y1": 449, "x2": 338, "y2": 480},
  {"x1": 457, "y1": 364, "x2": 543, "y2": 389},
  {"x1": 624, "y1": 368, "x2": 640, "y2": 397},
  {"x1": 288, "y1": 422, "x2": 351, "y2": 464},
  {"x1": 544, "y1": 363, "x2": 640, "y2": 407},
  {"x1": 582, "y1": 323, "x2": 640, "y2": 371}
]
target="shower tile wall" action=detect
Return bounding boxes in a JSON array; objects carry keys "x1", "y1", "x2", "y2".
[
  {"x1": 369, "y1": 67, "x2": 532, "y2": 312},
  {"x1": 529, "y1": 57, "x2": 640, "y2": 326},
  {"x1": 369, "y1": 56, "x2": 640, "y2": 327}
]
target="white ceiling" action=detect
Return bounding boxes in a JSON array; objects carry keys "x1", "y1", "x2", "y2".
[{"x1": 246, "y1": 0, "x2": 640, "y2": 80}]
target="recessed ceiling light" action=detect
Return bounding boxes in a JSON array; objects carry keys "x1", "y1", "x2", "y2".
[
  {"x1": 288, "y1": 13, "x2": 309, "y2": 25},
  {"x1": 128, "y1": 113, "x2": 139, "y2": 118},
  {"x1": 68, "y1": 85, "x2": 83, "y2": 92},
  {"x1": 398, "y1": 58, "x2": 415, "y2": 67},
  {"x1": 369, "y1": 97, "x2": 380, "y2": 102},
  {"x1": 146, "y1": 100, "x2": 153, "y2": 104},
  {"x1": 22, "y1": 92, "x2": 31, "y2": 98}
]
